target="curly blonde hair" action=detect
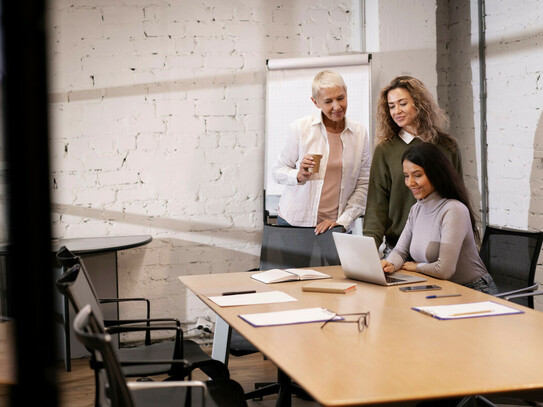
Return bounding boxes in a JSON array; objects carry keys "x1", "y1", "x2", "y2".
[{"x1": 376, "y1": 76, "x2": 455, "y2": 149}]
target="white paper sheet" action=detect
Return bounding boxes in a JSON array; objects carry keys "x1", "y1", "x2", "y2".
[
  {"x1": 207, "y1": 290, "x2": 297, "y2": 307},
  {"x1": 412, "y1": 300, "x2": 524, "y2": 320},
  {"x1": 239, "y1": 307, "x2": 339, "y2": 327}
]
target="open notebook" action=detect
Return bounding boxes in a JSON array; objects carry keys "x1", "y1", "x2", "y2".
[{"x1": 251, "y1": 268, "x2": 331, "y2": 284}]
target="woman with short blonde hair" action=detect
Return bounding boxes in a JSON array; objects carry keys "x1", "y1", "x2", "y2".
[{"x1": 272, "y1": 70, "x2": 371, "y2": 234}]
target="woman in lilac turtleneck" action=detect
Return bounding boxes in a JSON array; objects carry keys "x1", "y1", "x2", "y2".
[{"x1": 380, "y1": 142, "x2": 497, "y2": 294}]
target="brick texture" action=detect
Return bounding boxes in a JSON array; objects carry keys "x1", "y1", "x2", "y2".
[{"x1": 47, "y1": 0, "x2": 356, "y2": 339}]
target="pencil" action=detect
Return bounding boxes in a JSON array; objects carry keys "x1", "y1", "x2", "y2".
[{"x1": 451, "y1": 310, "x2": 492, "y2": 316}]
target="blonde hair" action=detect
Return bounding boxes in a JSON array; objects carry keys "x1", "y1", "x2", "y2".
[
  {"x1": 376, "y1": 76, "x2": 454, "y2": 149},
  {"x1": 312, "y1": 70, "x2": 347, "y2": 100}
]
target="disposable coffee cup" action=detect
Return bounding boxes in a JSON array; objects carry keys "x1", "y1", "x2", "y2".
[{"x1": 308, "y1": 154, "x2": 323, "y2": 173}]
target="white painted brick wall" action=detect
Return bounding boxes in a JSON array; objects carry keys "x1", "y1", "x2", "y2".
[
  {"x1": 437, "y1": 0, "x2": 543, "y2": 310},
  {"x1": 47, "y1": 0, "x2": 356, "y2": 340}
]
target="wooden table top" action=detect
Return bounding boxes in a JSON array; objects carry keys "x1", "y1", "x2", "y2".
[{"x1": 180, "y1": 266, "x2": 543, "y2": 406}]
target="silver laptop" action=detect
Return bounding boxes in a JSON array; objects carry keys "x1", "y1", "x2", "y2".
[{"x1": 332, "y1": 232, "x2": 426, "y2": 286}]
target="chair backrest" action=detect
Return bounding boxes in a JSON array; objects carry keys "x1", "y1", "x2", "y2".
[
  {"x1": 259, "y1": 224, "x2": 342, "y2": 271},
  {"x1": 57, "y1": 246, "x2": 102, "y2": 305},
  {"x1": 479, "y1": 225, "x2": 543, "y2": 308},
  {"x1": 56, "y1": 245, "x2": 80, "y2": 268},
  {"x1": 56, "y1": 262, "x2": 107, "y2": 329},
  {"x1": 73, "y1": 304, "x2": 135, "y2": 407}
]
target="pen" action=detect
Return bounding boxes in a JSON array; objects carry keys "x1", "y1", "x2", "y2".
[
  {"x1": 222, "y1": 290, "x2": 256, "y2": 296},
  {"x1": 451, "y1": 310, "x2": 492, "y2": 316},
  {"x1": 426, "y1": 294, "x2": 462, "y2": 299}
]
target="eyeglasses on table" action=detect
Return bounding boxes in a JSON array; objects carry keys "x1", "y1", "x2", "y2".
[{"x1": 320, "y1": 311, "x2": 370, "y2": 332}]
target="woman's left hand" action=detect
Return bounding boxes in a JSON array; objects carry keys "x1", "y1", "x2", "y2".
[
  {"x1": 314, "y1": 220, "x2": 339, "y2": 235},
  {"x1": 401, "y1": 261, "x2": 419, "y2": 272}
]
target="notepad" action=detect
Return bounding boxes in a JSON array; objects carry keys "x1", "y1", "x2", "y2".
[
  {"x1": 239, "y1": 307, "x2": 340, "y2": 327},
  {"x1": 302, "y1": 281, "x2": 357, "y2": 294},
  {"x1": 412, "y1": 300, "x2": 524, "y2": 320},
  {"x1": 251, "y1": 268, "x2": 331, "y2": 284},
  {"x1": 207, "y1": 291, "x2": 297, "y2": 307}
]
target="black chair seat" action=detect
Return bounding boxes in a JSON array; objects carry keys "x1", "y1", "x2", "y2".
[
  {"x1": 119, "y1": 340, "x2": 180, "y2": 377},
  {"x1": 121, "y1": 339, "x2": 227, "y2": 379}
]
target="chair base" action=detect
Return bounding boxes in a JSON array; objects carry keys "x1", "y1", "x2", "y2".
[
  {"x1": 457, "y1": 395, "x2": 541, "y2": 407},
  {"x1": 244, "y1": 369, "x2": 312, "y2": 407}
]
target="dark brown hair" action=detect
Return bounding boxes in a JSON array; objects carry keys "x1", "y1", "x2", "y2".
[{"x1": 402, "y1": 142, "x2": 480, "y2": 243}]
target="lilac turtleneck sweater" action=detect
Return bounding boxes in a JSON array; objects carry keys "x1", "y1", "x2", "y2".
[{"x1": 386, "y1": 191, "x2": 488, "y2": 285}]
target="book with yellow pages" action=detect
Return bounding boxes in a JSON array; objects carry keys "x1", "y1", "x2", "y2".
[
  {"x1": 302, "y1": 281, "x2": 356, "y2": 294},
  {"x1": 251, "y1": 268, "x2": 331, "y2": 284}
]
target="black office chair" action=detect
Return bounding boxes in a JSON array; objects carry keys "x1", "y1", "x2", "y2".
[
  {"x1": 57, "y1": 246, "x2": 229, "y2": 377},
  {"x1": 56, "y1": 259, "x2": 229, "y2": 406},
  {"x1": 229, "y1": 223, "x2": 344, "y2": 403},
  {"x1": 457, "y1": 226, "x2": 543, "y2": 407},
  {"x1": 73, "y1": 304, "x2": 248, "y2": 407},
  {"x1": 479, "y1": 225, "x2": 543, "y2": 308}
]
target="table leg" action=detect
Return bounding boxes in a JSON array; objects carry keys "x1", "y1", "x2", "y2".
[
  {"x1": 211, "y1": 314, "x2": 232, "y2": 365},
  {"x1": 63, "y1": 295, "x2": 71, "y2": 372},
  {"x1": 276, "y1": 369, "x2": 292, "y2": 407}
]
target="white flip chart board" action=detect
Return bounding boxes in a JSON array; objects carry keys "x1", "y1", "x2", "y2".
[{"x1": 265, "y1": 54, "x2": 372, "y2": 215}]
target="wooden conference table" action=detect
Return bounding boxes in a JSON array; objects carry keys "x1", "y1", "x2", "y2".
[{"x1": 179, "y1": 266, "x2": 543, "y2": 406}]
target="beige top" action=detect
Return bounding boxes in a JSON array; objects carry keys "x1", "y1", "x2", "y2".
[{"x1": 317, "y1": 131, "x2": 343, "y2": 223}]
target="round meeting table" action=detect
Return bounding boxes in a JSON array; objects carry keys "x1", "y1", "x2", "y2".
[{"x1": 0, "y1": 234, "x2": 153, "y2": 372}]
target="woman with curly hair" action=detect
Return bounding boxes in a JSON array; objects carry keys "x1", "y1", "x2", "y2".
[{"x1": 363, "y1": 76, "x2": 463, "y2": 255}]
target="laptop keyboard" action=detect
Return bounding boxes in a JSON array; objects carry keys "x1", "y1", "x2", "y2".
[{"x1": 385, "y1": 275, "x2": 403, "y2": 283}]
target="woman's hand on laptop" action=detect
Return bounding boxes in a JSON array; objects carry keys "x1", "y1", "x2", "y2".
[
  {"x1": 401, "y1": 261, "x2": 418, "y2": 272},
  {"x1": 380, "y1": 260, "x2": 395, "y2": 273}
]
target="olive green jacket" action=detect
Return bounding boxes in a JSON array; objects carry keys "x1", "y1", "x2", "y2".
[{"x1": 363, "y1": 136, "x2": 463, "y2": 248}]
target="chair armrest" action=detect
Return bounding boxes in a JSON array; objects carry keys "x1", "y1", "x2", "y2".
[
  {"x1": 104, "y1": 318, "x2": 180, "y2": 327},
  {"x1": 128, "y1": 380, "x2": 207, "y2": 407},
  {"x1": 100, "y1": 297, "x2": 152, "y2": 343},
  {"x1": 105, "y1": 324, "x2": 183, "y2": 359},
  {"x1": 106, "y1": 324, "x2": 182, "y2": 335},
  {"x1": 495, "y1": 283, "x2": 539, "y2": 298},
  {"x1": 118, "y1": 359, "x2": 192, "y2": 368},
  {"x1": 503, "y1": 291, "x2": 543, "y2": 301},
  {"x1": 92, "y1": 358, "x2": 194, "y2": 379},
  {"x1": 104, "y1": 317, "x2": 181, "y2": 346}
]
